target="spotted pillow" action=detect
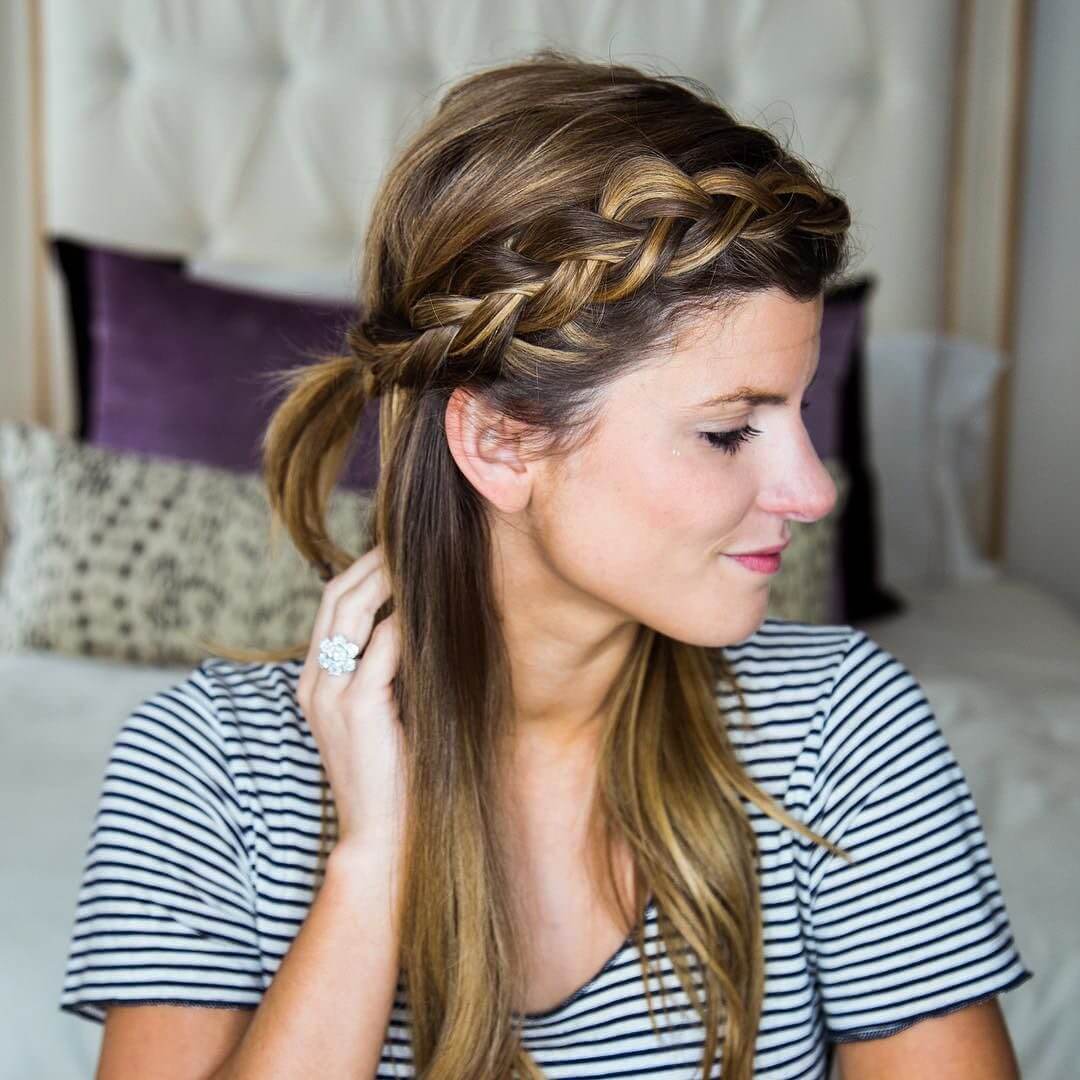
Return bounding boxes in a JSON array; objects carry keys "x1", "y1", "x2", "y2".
[
  {"x1": 766, "y1": 458, "x2": 851, "y2": 625},
  {"x1": 0, "y1": 422, "x2": 374, "y2": 664},
  {"x1": 0, "y1": 424, "x2": 849, "y2": 665}
]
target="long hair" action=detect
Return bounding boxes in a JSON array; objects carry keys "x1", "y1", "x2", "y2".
[{"x1": 222, "y1": 48, "x2": 857, "y2": 1079}]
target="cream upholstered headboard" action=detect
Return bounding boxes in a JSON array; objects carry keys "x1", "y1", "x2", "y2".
[{"x1": 26, "y1": 0, "x2": 1030, "y2": 558}]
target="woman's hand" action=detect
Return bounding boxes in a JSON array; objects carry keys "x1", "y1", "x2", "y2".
[{"x1": 296, "y1": 544, "x2": 407, "y2": 857}]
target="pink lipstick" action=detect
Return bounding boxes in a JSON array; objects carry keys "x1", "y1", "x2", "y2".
[
  {"x1": 725, "y1": 552, "x2": 782, "y2": 574},
  {"x1": 723, "y1": 540, "x2": 788, "y2": 575}
]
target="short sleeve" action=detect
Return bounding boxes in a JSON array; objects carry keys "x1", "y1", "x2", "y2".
[
  {"x1": 58, "y1": 666, "x2": 265, "y2": 1023},
  {"x1": 804, "y1": 629, "x2": 1034, "y2": 1042}
]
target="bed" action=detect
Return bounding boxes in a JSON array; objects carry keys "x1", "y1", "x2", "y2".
[{"x1": 4, "y1": 2, "x2": 1074, "y2": 1078}]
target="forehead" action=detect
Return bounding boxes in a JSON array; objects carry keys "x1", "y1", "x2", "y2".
[
  {"x1": 596, "y1": 289, "x2": 820, "y2": 427},
  {"x1": 611, "y1": 289, "x2": 823, "y2": 416},
  {"x1": 672, "y1": 290, "x2": 823, "y2": 367}
]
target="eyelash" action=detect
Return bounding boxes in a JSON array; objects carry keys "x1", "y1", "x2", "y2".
[{"x1": 700, "y1": 400, "x2": 813, "y2": 456}]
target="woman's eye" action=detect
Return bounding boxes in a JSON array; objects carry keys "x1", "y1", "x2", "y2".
[
  {"x1": 700, "y1": 400, "x2": 809, "y2": 456},
  {"x1": 700, "y1": 425, "x2": 762, "y2": 456}
]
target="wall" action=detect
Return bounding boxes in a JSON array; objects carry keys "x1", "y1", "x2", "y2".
[
  {"x1": 1005, "y1": 0, "x2": 1080, "y2": 614},
  {"x1": 0, "y1": 0, "x2": 34, "y2": 421}
]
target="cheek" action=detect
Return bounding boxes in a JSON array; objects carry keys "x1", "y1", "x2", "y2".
[
  {"x1": 668, "y1": 444, "x2": 759, "y2": 537},
  {"x1": 536, "y1": 441, "x2": 771, "y2": 645},
  {"x1": 547, "y1": 434, "x2": 759, "y2": 575},
  {"x1": 618, "y1": 438, "x2": 730, "y2": 537},
  {"x1": 533, "y1": 433, "x2": 675, "y2": 586}
]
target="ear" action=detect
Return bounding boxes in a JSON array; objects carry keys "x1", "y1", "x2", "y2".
[{"x1": 443, "y1": 387, "x2": 535, "y2": 513}]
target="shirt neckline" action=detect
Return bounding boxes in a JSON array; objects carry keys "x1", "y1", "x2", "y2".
[{"x1": 515, "y1": 895, "x2": 656, "y2": 1024}]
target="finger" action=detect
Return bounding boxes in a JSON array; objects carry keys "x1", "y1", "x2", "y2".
[
  {"x1": 299, "y1": 545, "x2": 385, "y2": 707},
  {"x1": 310, "y1": 562, "x2": 394, "y2": 707},
  {"x1": 305, "y1": 544, "x2": 386, "y2": 674},
  {"x1": 313, "y1": 544, "x2": 384, "y2": 587},
  {"x1": 314, "y1": 543, "x2": 385, "y2": 633},
  {"x1": 345, "y1": 610, "x2": 401, "y2": 702}
]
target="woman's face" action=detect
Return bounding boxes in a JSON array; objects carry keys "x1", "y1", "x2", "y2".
[{"x1": 530, "y1": 287, "x2": 837, "y2": 648}]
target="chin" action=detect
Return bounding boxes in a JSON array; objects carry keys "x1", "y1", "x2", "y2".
[
  {"x1": 719, "y1": 611, "x2": 767, "y2": 647},
  {"x1": 663, "y1": 603, "x2": 768, "y2": 650},
  {"x1": 720, "y1": 594, "x2": 770, "y2": 645}
]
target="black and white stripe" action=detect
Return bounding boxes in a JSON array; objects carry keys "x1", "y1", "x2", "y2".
[{"x1": 58, "y1": 619, "x2": 1033, "y2": 1077}]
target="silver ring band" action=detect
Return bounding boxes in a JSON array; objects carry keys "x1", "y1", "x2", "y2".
[{"x1": 318, "y1": 633, "x2": 361, "y2": 676}]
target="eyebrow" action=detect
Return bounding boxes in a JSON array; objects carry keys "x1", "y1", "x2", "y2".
[
  {"x1": 688, "y1": 361, "x2": 821, "y2": 411},
  {"x1": 690, "y1": 386, "x2": 788, "y2": 409}
]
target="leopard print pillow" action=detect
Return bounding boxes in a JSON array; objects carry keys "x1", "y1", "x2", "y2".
[
  {"x1": 766, "y1": 458, "x2": 851, "y2": 624},
  {"x1": 0, "y1": 422, "x2": 374, "y2": 664},
  {"x1": 0, "y1": 423, "x2": 848, "y2": 665}
]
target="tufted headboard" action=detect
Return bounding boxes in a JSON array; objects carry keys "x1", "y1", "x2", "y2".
[{"x1": 25, "y1": 0, "x2": 1030, "y2": 557}]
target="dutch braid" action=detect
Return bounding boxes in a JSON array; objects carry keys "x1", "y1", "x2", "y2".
[{"x1": 351, "y1": 157, "x2": 849, "y2": 402}]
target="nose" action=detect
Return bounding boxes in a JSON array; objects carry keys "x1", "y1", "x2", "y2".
[{"x1": 760, "y1": 448, "x2": 838, "y2": 525}]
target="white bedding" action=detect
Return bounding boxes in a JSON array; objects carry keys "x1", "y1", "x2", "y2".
[
  {"x1": 0, "y1": 652, "x2": 191, "y2": 1079},
  {"x1": 855, "y1": 575, "x2": 1080, "y2": 1080},
  {"x1": 2, "y1": 575, "x2": 1076, "y2": 1078}
]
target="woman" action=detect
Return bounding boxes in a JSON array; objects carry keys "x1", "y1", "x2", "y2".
[{"x1": 59, "y1": 50, "x2": 1031, "y2": 1078}]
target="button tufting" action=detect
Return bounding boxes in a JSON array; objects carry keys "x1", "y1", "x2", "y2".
[
  {"x1": 104, "y1": 45, "x2": 130, "y2": 79},
  {"x1": 259, "y1": 54, "x2": 290, "y2": 82}
]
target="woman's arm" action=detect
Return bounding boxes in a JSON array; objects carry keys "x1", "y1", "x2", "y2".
[
  {"x1": 834, "y1": 998, "x2": 1021, "y2": 1079},
  {"x1": 96, "y1": 841, "x2": 403, "y2": 1080},
  {"x1": 208, "y1": 843, "x2": 403, "y2": 1080}
]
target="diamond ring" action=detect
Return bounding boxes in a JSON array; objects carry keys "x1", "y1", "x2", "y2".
[{"x1": 318, "y1": 633, "x2": 362, "y2": 677}]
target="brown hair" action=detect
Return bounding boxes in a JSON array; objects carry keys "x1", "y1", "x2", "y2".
[{"x1": 229, "y1": 48, "x2": 856, "y2": 1079}]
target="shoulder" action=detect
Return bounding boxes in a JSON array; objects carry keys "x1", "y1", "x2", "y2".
[
  {"x1": 118, "y1": 656, "x2": 307, "y2": 768},
  {"x1": 194, "y1": 655, "x2": 305, "y2": 718},
  {"x1": 719, "y1": 615, "x2": 864, "y2": 692},
  {"x1": 715, "y1": 618, "x2": 929, "y2": 798},
  {"x1": 719, "y1": 616, "x2": 913, "y2": 719},
  {"x1": 715, "y1": 617, "x2": 868, "y2": 747},
  {"x1": 730, "y1": 621, "x2": 961, "y2": 852}
]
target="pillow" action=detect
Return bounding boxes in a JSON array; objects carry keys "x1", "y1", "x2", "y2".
[
  {"x1": 0, "y1": 422, "x2": 374, "y2": 665},
  {"x1": 0, "y1": 419, "x2": 850, "y2": 669},
  {"x1": 815, "y1": 276, "x2": 904, "y2": 623},
  {"x1": 805, "y1": 280, "x2": 860, "y2": 621},
  {"x1": 863, "y1": 331, "x2": 1004, "y2": 593},
  {"x1": 49, "y1": 237, "x2": 379, "y2": 488},
  {"x1": 766, "y1": 458, "x2": 851, "y2": 624}
]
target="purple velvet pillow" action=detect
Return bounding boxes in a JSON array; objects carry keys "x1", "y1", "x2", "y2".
[
  {"x1": 813, "y1": 277, "x2": 903, "y2": 624},
  {"x1": 82, "y1": 244, "x2": 380, "y2": 488},
  {"x1": 803, "y1": 290, "x2": 861, "y2": 621},
  {"x1": 803, "y1": 296, "x2": 860, "y2": 461}
]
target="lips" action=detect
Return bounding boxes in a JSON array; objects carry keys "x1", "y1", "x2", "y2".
[
  {"x1": 725, "y1": 551, "x2": 783, "y2": 574},
  {"x1": 727, "y1": 540, "x2": 789, "y2": 557}
]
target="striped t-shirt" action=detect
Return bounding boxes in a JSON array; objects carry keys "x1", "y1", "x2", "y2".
[{"x1": 58, "y1": 619, "x2": 1033, "y2": 1077}]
